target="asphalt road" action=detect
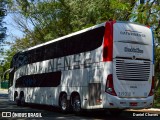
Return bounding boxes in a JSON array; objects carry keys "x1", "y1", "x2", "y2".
[{"x1": 0, "y1": 91, "x2": 159, "y2": 120}]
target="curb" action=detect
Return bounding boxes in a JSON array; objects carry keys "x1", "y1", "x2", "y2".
[
  {"x1": 128, "y1": 108, "x2": 160, "y2": 112},
  {"x1": 0, "y1": 89, "x2": 8, "y2": 94},
  {"x1": 145, "y1": 108, "x2": 160, "y2": 112}
]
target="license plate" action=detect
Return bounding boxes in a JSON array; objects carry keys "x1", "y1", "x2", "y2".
[{"x1": 130, "y1": 102, "x2": 137, "y2": 106}]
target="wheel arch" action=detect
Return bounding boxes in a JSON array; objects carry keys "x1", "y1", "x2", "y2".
[
  {"x1": 59, "y1": 91, "x2": 67, "y2": 106},
  {"x1": 14, "y1": 91, "x2": 18, "y2": 101},
  {"x1": 70, "y1": 91, "x2": 80, "y2": 105},
  {"x1": 19, "y1": 91, "x2": 24, "y2": 98}
]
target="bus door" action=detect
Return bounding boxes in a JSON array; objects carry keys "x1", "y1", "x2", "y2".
[{"x1": 88, "y1": 68, "x2": 102, "y2": 106}]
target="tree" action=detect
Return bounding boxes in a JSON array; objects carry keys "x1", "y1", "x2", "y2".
[
  {"x1": 0, "y1": 0, "x2": 7, "y2": 44},
  {"x1": 0, "y1": 1, "x2": 7, "y2": 51},
  {"x1": 155, "y1": 47, "x2": 160, "y2": 72},
  {"x1": 133, "y1": 0, "x2": 160, "y2": 42},
  {"x1": 0, "y1": 0, "x2": 7, "y2": 77},
  {"x1": 4, "y1": 0, "x2": 160, "y2": 72}
]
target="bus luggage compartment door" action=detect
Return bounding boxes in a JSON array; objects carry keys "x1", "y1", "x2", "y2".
[{"x1": 88, "y1": 83, "x2": 101, "y2": 106}]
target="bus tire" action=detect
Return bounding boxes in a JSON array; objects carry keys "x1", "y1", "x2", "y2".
[
  {"x1": 19, "y1": 92, "x2": 26, "y2": 106},
  {"x1": 20, "y1": 96, "x2": 26, "y2": 106},
  {"x1": 16, "y1": 97, "x2": 21, "y2": 106},
  {"x1": 59, "y1": 93, "x2": 68, "y2": 113},
  {"x1": 14, "y1": 91, "x2": 18, "y2": 101},
  {"x1": 72, "y1": 95, "x2": 81, "y2": 114},
  {"x1": 14, "y1": 92, "x2": 20, "y2": 106}
]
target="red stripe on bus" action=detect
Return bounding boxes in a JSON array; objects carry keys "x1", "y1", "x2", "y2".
[{"x1": 103, "y1": 21, "x2": 116, "y2": 61}]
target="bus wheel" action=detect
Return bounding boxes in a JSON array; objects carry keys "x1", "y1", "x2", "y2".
[
  {"x1": 72, "y1": 95, "x2": 81, "y2": 114},
  {"x1": 14, "y1": 92, "x2": 20, "y2": 106},
  {"x1": 60, "y1": 94, "x2": 68, "y2": 113},
  {"x1": 20, "y1": 96, "x2": 25, "y2": 106},
  {"x1": 16, "y1": 96, "x2": 21, "y2": 106},
  {"x1": 19, "y1": 92, "x2": 26, "y2": 106}
]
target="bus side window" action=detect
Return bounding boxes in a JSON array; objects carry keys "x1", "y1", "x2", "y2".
[
  {"x1": 35, "y1": 47, "x2": 45, "y2": 62},
  {"x1": 27, "y1": 51, "x2": 33, "y2": 64}
]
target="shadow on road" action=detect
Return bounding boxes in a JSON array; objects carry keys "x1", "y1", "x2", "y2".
[
  {"x1": 0, "y1": 93, "x2": 159, "y2": 120},
  {"x1": 25, "y1": 103, "x2": 136, "y2": 120}
]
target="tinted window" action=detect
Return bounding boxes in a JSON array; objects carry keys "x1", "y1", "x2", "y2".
[
  {"x1": 15, "y1": 71, "x2": 61, "y2": 87},
  {"x1": 12, "y1": 26, "x2": 105, "y2": 69}
]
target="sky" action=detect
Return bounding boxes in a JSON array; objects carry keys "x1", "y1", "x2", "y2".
[
  {"x1": 2, "y1": 12, "x2": 25, "y2": 52},
  {"x1": 5, "y1": 13, "x2": 24, "y2": 43},
  {"x1": 0, "y1": 13, "x2": 24, "y2": 60}
]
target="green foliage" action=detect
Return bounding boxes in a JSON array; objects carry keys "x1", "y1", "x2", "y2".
[
  {"x1": 154, "y1": 74, "x2": 160, "y2": 108},
  {"x1": 133, "y1": 0, "x2": 160, "y2": 38},
  {"x1": 0, "y1": 0, "x2": 159, "y2": 107},
  {"x1": 0, "y1": 0, "x2": 7, "y2": 78},
  {"x1": 0, "y1": 0, "x2": 7, "y2": 44},
  {"x1": 2, "y1": 0, "x2": 160, "y2": 91},
  {"x1": 8, "y1": 0, "x2": 139, "y2": 46},
  {"x1": 155, "y1": 47, "x2": 160, "y2": 72}
]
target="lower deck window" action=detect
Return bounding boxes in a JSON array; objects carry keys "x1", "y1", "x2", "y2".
[{"x1": 15, "y1": 71, "x2": 61, "y2": 87}]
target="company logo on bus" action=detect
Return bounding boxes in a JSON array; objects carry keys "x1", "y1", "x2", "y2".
[
  {"x1": 120, "y1": 30, "x2": 146, "y2": 37},
  {"x1": 124, "y1": 47, "x2": 143, "y2": 53}
]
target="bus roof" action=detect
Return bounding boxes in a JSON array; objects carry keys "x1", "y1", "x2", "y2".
[{"x1": 21, "y1": 20, "x2": 150, "y2": 53}]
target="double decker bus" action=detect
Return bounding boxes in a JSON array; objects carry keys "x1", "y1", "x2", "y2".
[{"x1": 8, "y1": 21, "x2": 154, "y2": 113}]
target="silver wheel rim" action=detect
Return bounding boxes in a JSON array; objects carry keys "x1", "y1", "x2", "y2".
[
  {"x1": 61, "y1": 95, "x2": 67, "y2": 111},
  {"x1": 73, "y1": 98, "x2": 81, "y2": 112}
]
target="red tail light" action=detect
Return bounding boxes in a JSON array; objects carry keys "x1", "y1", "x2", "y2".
[
  {"x1": 105, "y1": 74, "x2": 117, "y2": 96},
  {"x1": 148, "y1": 76, "x2": 155, "y2": 96},
  {"x1": 103, "y1": 21, "x2": 116, "y2": 62}
]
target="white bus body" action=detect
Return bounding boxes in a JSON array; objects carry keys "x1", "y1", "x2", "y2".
[{"x1": 8, "y1": 21, "x2": 154, "y2": 112}]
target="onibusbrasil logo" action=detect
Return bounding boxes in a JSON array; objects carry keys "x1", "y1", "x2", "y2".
[{"x1": 2, "y1": 112, "x2": 42, "y2": 118}]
